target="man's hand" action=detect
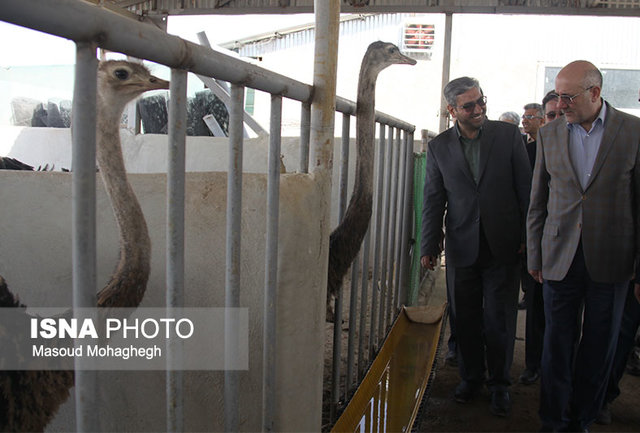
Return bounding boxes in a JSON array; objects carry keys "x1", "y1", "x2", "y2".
[
  {"x1": 635, "y1": 283, "x2": 640, "y2": 303},
  {"x1": 421, "y1": 255, "x2": 438, "y2": 271},
  {"x1": 529, "y1": 269, "x2": 543, "y2": 284}
]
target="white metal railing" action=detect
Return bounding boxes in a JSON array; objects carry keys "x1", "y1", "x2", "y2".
[{"x1": 0, "y1": 1, "x2": 416, "y2": 432}]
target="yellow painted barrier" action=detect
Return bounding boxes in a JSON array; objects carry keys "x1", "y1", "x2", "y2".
[{"x1": 332, "y1": 303, "x2": 446, "y2": 433}]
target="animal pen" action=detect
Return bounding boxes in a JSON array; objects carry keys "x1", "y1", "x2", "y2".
[{"x1": 0, "y1": 1, "x2": 438, "y2": 432}]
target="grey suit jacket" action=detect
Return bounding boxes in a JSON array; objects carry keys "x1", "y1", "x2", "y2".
[
  {"x1": 421, "y1": 120, "x2": 532, "y2": 268},
  {"x1": 527, "y1": 102, "x2": 640, "y2": 283}
]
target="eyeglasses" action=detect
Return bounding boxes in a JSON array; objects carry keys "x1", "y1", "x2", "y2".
[
  {"x1": 457, "y1": 96, "x2": 487, "y2": 112},
  {"x1": 522, "y1": 114, "x2": 542, "y2": 120},
  {"x1": 545, "y1": 111, "x2": 560, "y2": 120},
  {"x1": 553, "y1": 86, "x2": 594, "y2": 105}
]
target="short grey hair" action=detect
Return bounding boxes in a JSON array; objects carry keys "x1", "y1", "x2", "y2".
[
  {"x1": 583, "y1": 67, "x2": 603, "y2": 89},
  {"x1": 444, "y1": 76, "x2": 482, "y2": 107},
  {"x1": 499, "y1": 111, "x2": 520, "y2": 125},
  {"x1": 523, "y1": 103, "x2": 544, "y2": 118}
]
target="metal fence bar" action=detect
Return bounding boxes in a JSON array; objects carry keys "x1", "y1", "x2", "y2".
[
  {"x1": 166, "y1": 68, "x2": 188, "y2": 433},
  {"x1": 392, "y1": 130, "x2": 408, "y2": 315},
  {"x1": 384, "y1": 128, "x2": 401, "y2": 332},
  {"x1": 299, "y1": 102, "x2": 311, "y2": 174},
  {"x1": 225, "y1": 84, "x2": 245, "y2": 433},
  {"x1": 377, "y1": 126, "x2": 394, "y2": 343},
  {"x1": 331, "y1": 112, "x2": 351, "y2": 422},
  {"x1": 369, "y1": 123, "x2": 385, "y2": 357},
  {"x1": 398, "y1": 132, "x2": 415, "y2": 307},
  {"x1": 263, "y1": 94, "x2": 283, "y2": 433},
  {"x1": 338, "y1": 114, "x2": 351, "y2": 221},
  {"x1": 346, "y1": 246, "x2": 360, "y2": 396},
  {"x1": 357, "y1": 226, "x2": 371, "y2": 380},
  {"x1": 72, "y1": 41, "x2": 98, "y2": 433}
]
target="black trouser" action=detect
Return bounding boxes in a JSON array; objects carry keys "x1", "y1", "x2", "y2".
[
  {"x1": 521, "y1": 254, "x2": 544, "y2": 373},
  {"x1": 604, "y1": 282, "x2": 640, "y2": 404},
  {"x1": 449, "y1": 231, "x2": 519, "y2": 391}
]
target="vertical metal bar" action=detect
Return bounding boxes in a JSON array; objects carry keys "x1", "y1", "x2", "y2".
[
  {"x1": 263, "y1": 94, "x2": 282, "y2": 433},
  {"x1": 346, "y1": 245, "x2": 360, "y2": 396},
  {"x1": 166, "y1": 68, "x2": 187, "y2": 433},
  {"x1": 331, "y1": 112, "x2": 350, "y2": 422},
  {"x1": 225, "y1": 84, "x2": 245, "y2": 433},
  {"x1": 384, "y1": 128, "x2": 401, "y2": 332},
  {"x1": 369, "y1": 124, "x2": 385, "y2": 358},
  {"x1": 72, "y1": 41, "x2": 98, "y2": 433},
  {"x1": 439, "y1": 12, "x2": 453, "y2": 133},
  {"x1": 398, "y1": 132, "x2": 415, "y2": 307},
  {"x1": 392, "y1": 130, "x2": 408, "y2": 316},
  {"x1": 338, "y1": 114, "x2": 351, "y2": 220},
  {"x1": 299, "y1": 102, "x2": 311, "y2": 174},
  {"x1": 357, "y1": 226, "x2": 371, "y2": 380},
  {"x1": 377, "y1": 126, "x2": 394, "y2": 342}
]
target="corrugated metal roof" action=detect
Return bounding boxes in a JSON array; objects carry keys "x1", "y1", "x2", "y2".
[
  {"x1": 117, "y1": 0, "x2": 640, "y2": 17},
  {"x1": 223, "y1": 14, "x2": 425, "y2": 58}
]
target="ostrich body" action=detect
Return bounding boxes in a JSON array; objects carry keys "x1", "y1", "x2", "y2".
[
  {"x1": 326, "y1": 42, "x2": 416, "y2": 321},
  {"x1": 0, "y1": 60, "x2": 168, "y2": 431}
]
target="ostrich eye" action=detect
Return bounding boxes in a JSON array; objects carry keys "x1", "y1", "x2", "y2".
[{"x1": 114, "y1": 69, "x2": 129, "y2": 80}]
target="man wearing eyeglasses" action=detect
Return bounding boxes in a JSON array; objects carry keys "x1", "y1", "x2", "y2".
[
  {"x1": 421, "y1": 76, "x2": 532, "y2": 417},
  {"x1": 542, "y1": 90, "x2": 562, "y2": 123},
  {"x1": 527, "y1": 60, "x2": 640, "y2": 432}
]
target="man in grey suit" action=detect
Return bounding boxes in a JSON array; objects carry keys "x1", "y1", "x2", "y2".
[
  {"x1": 421, "y1": 76, "x2": 532, "y2": 417},
  {"x1": 527, "y1": 60, "x2": 640, "y2": 432}
]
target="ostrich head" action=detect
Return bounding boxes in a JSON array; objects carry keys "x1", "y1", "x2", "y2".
[
  {"x1": 97, "y1": 60, "x2": 169, "y2": 111},
  {"x1": 361, "y1": 41, "x2": 417, "y2": 77}
]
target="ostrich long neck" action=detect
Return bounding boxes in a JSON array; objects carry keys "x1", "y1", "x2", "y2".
[
  {"x1": 336, "y1": 61, "x2": 381, "y2": 233},
  {"x1": 96, "y1": 99, "x2": 150, "y2": 298},
  {"x1": 327, "y1": 61, "x2": 381, "y2": 292},
  {"x1": 352, "y1": 63, "x2": 379, "y2": 198}
]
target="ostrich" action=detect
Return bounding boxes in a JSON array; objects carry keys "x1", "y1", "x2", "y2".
[
  {"x1": 326, "y1": 42, "x2": 416, "y2": 321},
  {"x1": 0, "y1": 60, "x2": 169, "y2": 431}
]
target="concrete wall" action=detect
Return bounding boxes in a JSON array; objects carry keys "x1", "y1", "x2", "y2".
[
  {"x1": 0, "y1": 167, "x2": 327, "y2": 431},
  {"x1": 1, "y1": 125, "x2": 417, "y2": 229}
]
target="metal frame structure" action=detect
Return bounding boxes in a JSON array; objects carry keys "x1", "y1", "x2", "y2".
[
  {"x1": 112, "y1": 0, "x2": 640, "y2": 18},
  {"x1": 0, "y1": 1, "x2": 416, "y2": 431}
]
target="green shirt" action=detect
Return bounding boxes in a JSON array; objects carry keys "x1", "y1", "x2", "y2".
[{"x1": 455, "y1": 123, "x2": 482, "y2": 184}]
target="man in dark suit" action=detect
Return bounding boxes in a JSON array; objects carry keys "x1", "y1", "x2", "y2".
[
  {"x1": 527, "y1": 60, "x2": 640, "y2": 432},
  {"x1": 421, "y1": 76, "x2": 532, "y2": 417},
  {"x1": 519, "y1": 102, "x2": 545, "y2": 386}
]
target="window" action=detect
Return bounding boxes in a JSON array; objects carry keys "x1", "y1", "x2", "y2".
[
  {"x1": 402, "y1": 23, "x2": 435, "y2": 55},
  {"x1": 545, "y1": 66, "x2": 640, "y2": 110}
]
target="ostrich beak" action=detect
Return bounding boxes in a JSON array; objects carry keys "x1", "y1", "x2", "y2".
[
  {"x1": 147, "y1": 75, "x2": 170, "y2": 91},
  {"x1": 397, "y1": 53, "x2": 417, "y2": 66}
]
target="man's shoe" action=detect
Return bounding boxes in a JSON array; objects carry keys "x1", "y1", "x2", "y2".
[
  {"x1": 454, "y1": 381, "x2": 479, "y2": 403},
  {"x1": 445, "y1": 349, "x2": 458, "y2": 367},
  {"x1": 519, "y1": 368, "x2": 540, "y2": 385},
  {"x1": 595, "y1": 402, "x2": 612, "y2": 425},
  {"x1": 489, "y1": 390, "x2": 511, "y2": 417},
  {"x1": 567, "y1": 420, "x2": 589, "y2": 432}
]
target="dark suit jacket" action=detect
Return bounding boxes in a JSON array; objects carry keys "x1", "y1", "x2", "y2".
[
  {"x1": 421, "y1": 120, "x2": 532, "y2": 268},
  {"x1": 527, "y1": 102, "x2": 640, "y2": 283}
]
